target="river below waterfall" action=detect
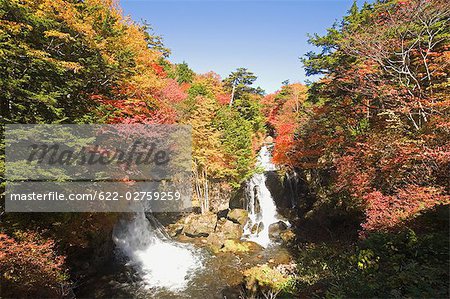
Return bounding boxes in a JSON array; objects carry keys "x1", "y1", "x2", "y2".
[
  {"x1": 75, "y1": 238, "x2": 292, "y2": 299},
  {"x1": 75, "y1": 144, "x2": 294, "y2": 298}
]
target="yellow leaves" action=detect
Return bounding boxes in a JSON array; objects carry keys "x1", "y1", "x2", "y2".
[
  {"x1": 54, "y1": 60, "x2": 82, "y2": 72},
  {"x1": 43, "y1": 30, "x2": 75, "y2": 42},
  {"x1": 14, "y1": 0, "x2": 163, "y2": 75},
  {"x1": 31, "y1": 0, "x2": 96, "y2": 41},
  {"x1": 193, "y1": 72, "x2": 224, "y2": 97},
  {"x1": 189, "y1": 96, "x2": 227, "y2": 174},
  {"x1": 27, "y1": 48, "x2": 49, "y2": 59},
  {"x1": 27, "y1": 48, "x2": 83, "y2": 72},
  {"x1": 0, "y1": 20, "x2": 32, "y2": 35},
  {"x1": 127, "y1": 72, "x2": 163, "y2": 94}
]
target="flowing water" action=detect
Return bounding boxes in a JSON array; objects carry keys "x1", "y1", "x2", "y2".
[
  {"x1": 112, "y1": 213, "x2": 204, "y2": 292},
  {"x1": 76, "y1": 145, "x2": 293, "y2": 298},
  {"x1": 243, "y1": 144, "x2": 283, "y2": 247}
]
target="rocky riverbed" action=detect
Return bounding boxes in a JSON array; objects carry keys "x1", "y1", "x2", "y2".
[
  {"x1": 166, "y1": 209, "x2": 296, "y2": 253},
  {"x1": 74, "y1": 208, "x2": 298, "y2": 299}
]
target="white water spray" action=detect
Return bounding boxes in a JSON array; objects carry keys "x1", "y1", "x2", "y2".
[
  {"x1": 243, "y1": 145, "x2": 281, "y2": 247},
  {"x1": 113, "y1": 213, "x2": 203, "y2": 292}
]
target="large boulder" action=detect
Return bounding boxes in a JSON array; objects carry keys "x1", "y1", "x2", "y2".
[
  {"x1": 205, "y1": 233, "x2": 225, "y2": 252},
  {"x1": 221, "y1": 240, "x2": 263, "y2": 253},
  {"x1": 182, "y1": 213, "x2": 217, "y2": 237},
  {"x1": 220, "y1": 240, "x2": 251, "y2": 253},
  {"x1": 216, "y1": 218, "x2": 243, "y2": 240},
  {"x1": 205, "y1": 222, "x2": 243, "y2": 253},
  {"x1": 206, "y1": 234, "x2": 263, "y2": 254},
  {"x1": 227, "y1": 208, "x2": 249, "y2": 225},
  {"x1": 204, "y1": 216, "x2": 246, "y2": 253},
  {"x1": 268, "y1": 221, "x2": 288, "y2": 240}
]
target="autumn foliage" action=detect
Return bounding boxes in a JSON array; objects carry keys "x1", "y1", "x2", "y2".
[
  {"x1": 261, "y1": 83, "x2": 308, "y2": 166},
  {"x1": 1, "y1": 0, "x2": 448, "y2": 297},
  {"x1": 0, "y1": 232, "x2": 68, "y2": 298},
  {"x1": 268, "y1": 0, "x2": 450, "y2": 233},
  {"x1": 1, "y1": 1, "x2": 266, "y2": 294}
]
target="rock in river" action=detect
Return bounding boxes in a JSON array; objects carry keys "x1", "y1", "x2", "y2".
[
  {"x1": 268, "y1": 221, "x2": 288, "y2": 240},
  {"x1": 182, "y1": 213, "x2": 217, "y2": 237},
  {"x1": 216, "y1": 218, "x2": 243, "y2": 240},
  {"x1": 227, "y1": 208, "x2": 249, "y2": 225}
]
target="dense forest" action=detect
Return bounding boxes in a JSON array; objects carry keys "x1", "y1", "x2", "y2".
[{"x1": 0, "y1": 0, "x2": 449, "y2": 298}]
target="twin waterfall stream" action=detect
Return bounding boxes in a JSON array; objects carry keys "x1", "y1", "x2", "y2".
[
  {"x1": 109, "y1": 145, "x2": 286, "y2": 297},
  {"x1": 243, "y1": 145, "x2": 283, "y2": 247}
]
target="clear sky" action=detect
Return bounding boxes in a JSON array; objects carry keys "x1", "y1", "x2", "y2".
[{"x1": 120, "y1": 0, "x2": 365, "y2": 93}]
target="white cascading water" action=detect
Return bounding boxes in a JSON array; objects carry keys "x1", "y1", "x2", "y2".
[
  {"x1": 113, "y1": 213, "x2": 203, "y2": 292},
  {"x1": 243, "y1": 144, "x2": 281, "y2": 247}
]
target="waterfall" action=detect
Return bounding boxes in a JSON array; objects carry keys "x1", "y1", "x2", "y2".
[
  {"x1": 243, "y1": 144, "x2": 280, "y2": 247},
  {"x1": 112, "y1": 213, "x2": 203, "y2": 292}
]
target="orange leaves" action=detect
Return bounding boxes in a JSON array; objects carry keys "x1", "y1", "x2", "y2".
[
  {"x1": 264, "y1": 0, "x2": 450, "y2": 241},
  {"x1": 106, "y1": 98, "x2": 177, "y2": 124},
  {"x1": 0, "y1": 232, "x2": 68, "y2": 297},
  {"x1": 216, "y1": 93, "x2": 231, "y2": 105},
  {"x1": 189, "y1": 95, "x2": 227, "y2": 175},
  {"x1": 151, "y1": 63, "x2": 167, "y2": 77},
  {"x1": 193, "y1": 72, "x2": 230, "y2": 105},
  {"x1": 24, "y1": 0, "x2": 169, "y2": 125},
  {"x1": 334, "y1": 155, "x2": 372, "y2": 198},
  {"x1": 272, "y1": 132, "x2": 295, "y2": 165},
  {"x1": 362, "y1": 186, "x2": 450, "y2": 232},
  {"x1": 332, "y1": 131, "x2": 450, "y2": 234},
  {"x1": 263, "y1": 83, "x2": 308, "y2": 167}
]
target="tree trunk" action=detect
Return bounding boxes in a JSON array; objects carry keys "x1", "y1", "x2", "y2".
[{"x1": 229, "y1": 84, "x2": 236, "y2": 107}]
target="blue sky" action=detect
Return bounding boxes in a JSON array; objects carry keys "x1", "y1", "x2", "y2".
[{"x1": 121, "y1": 0, "x2": 365, "y2": 93}]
